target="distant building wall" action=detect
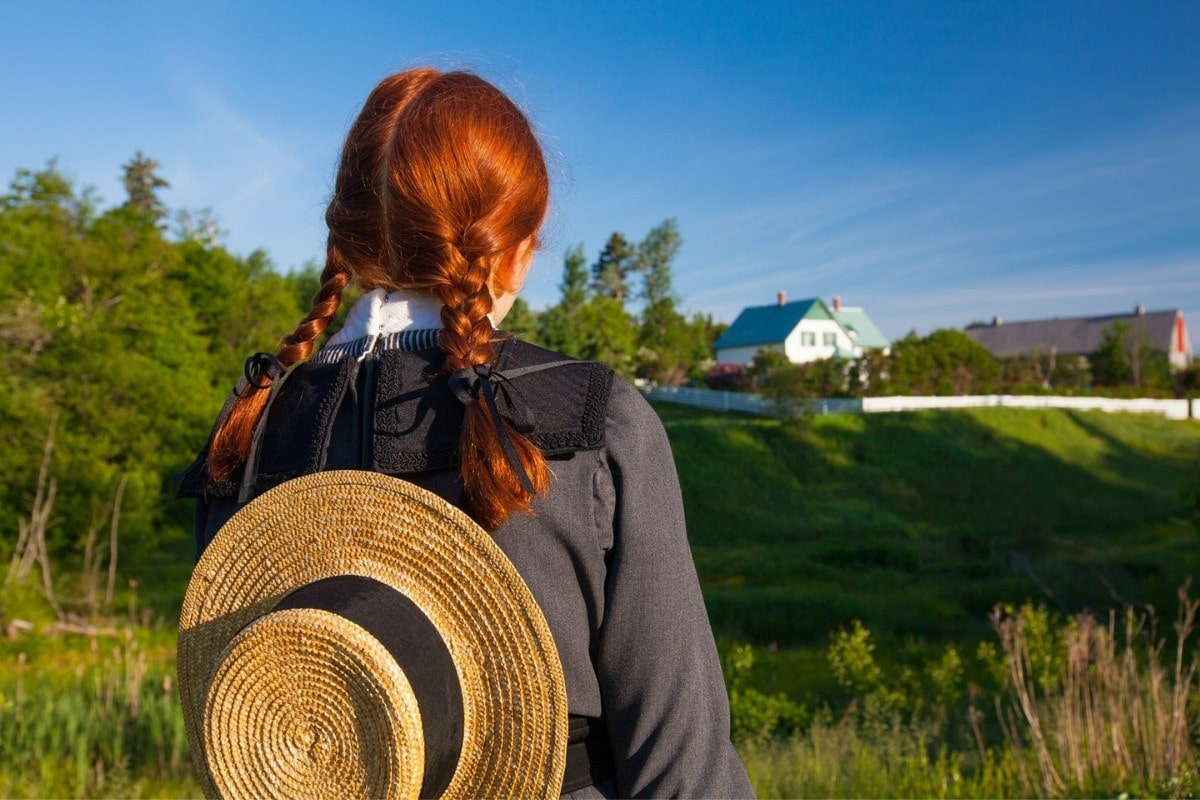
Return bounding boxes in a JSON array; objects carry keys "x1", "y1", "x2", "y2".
[
  {"x1": 715, "y1": 343, "x2": 776, "y2": 365},
  {"x1": 783, "y1": 319, "x2": 855, "y2": 363}
]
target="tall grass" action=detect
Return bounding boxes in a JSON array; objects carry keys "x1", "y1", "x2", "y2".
[
  {"x1": 731, "y1": 587, "x2": 1200, "y2": 798},
  {"x1": 737, "y1": 713, "x2": 1025, "y2": 799},
  {"x1": 0, "y1": 628, "x2": 195, "y2": 799},
  {"x1": 2, "y1": 406, "x2": 1197, "y2": 797},
  {"x1": 991, "y1": 584, "x2": 1200, "y2": 797}
]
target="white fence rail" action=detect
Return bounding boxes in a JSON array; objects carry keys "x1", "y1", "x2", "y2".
[
  {"x1": 643, "y1": 385, "x2": 1200, "y2": 420},
  {"x1": 641, "y1": 385, "x2": 772, "y2": 415}
]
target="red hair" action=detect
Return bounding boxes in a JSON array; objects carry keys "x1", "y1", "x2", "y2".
[{"x1": 208, "y1": 68, "x2": 551, "y2": 529}]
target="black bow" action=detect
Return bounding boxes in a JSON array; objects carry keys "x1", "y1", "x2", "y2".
[
  {"x1": 244, "y1": 352, "x2": 286, "y2": 390},
  {"x1": 447, "y1": 362, "x2": 537, "y2": 494}
]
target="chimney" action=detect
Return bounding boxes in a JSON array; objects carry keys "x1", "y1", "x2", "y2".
[
  {"x1": 777, "y1": 290, "x2": 787, "y2": 306},
  {"x1": 1135, "y1": 304, "x2": 1145, "y2": 315},
  {"x1": 833, "y1": 295, "x2": 842, "y2": 311},
  {"x1": 993, "y1": 316, "x2": 1003, "y2": 326}
]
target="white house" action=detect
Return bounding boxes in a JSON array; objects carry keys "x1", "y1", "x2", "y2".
[{"x1": 714, "y1": 293, "x2": 890, "y2": 365}]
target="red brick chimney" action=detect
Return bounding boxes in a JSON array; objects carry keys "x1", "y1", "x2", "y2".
[
  {"x1": 832, "y1": 295, "x2": 842, "y2": 311},
  {"x1": 777, "y1": 290, "x2": 786, "y2": 306}
]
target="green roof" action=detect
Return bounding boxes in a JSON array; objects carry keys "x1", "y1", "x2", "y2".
[
  {"x1": 714, "y1": 298, "x2": 832, "y2": 350},
  {"x1": 831, "y1": 307, "x2": 890, "y2": 349}
]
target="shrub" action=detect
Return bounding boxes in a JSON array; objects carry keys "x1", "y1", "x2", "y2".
[{"x1": 989, "y1": 585, "x2": 1200, "y2": 797}]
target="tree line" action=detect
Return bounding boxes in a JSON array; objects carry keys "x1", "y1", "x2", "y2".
[
  {"x1": 0, "y1": 157, "x2": 723, "y2": 603},
  {"x1": 502, "y1": 223, "x2": 724, "y2": 385},
  {"x1": 0, "y1": 158, "x2": 318, "y2": 601},
  {"x1": 4, "y1": 155, "x2": 1194, "y2": 607},
  {"x1": 719, "y1": 326, "x2": 1200, "y2": 403}
]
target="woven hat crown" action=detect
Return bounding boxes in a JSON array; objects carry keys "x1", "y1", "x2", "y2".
[{"x1": 178, "y1": 470, "x2": 567, "y2": 799}]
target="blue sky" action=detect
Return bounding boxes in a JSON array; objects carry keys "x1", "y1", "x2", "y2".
[{"x1": 2, "y1": 1, "x2": 1198, "y2": 341}]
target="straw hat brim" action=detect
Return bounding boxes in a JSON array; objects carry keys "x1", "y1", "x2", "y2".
[{"x1": 178, "y1": 470, "x2": 568, "y2": 799}]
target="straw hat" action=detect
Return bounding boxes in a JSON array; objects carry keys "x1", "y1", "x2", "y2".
[{"x1": 178, "y1": 470, "x2": 568, "y2": 799}]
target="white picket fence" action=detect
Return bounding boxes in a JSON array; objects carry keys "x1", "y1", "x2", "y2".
[{"x1": 642, "y1": 385, "x2": 1200, "y2": 421}]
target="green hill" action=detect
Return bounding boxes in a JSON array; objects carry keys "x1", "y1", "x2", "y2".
[{"x1": 658, "y1": 403, "x2": 1200, "y2": 652}]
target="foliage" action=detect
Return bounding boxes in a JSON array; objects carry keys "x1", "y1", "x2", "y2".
[
  {"x1": 1092, "y1": 320, "x2": 1172, "y2": 391},
  {"x1": 631, "y1": 220, "x2": 705, "y2": 385},
  {"x1": 737, "y1": 715, "x2": 1023, "y2": 800},
  {"x1": 0, "y1": 160, "x2": 313, "y2": 607},
  {"x1": 999, "y1": 350, "x2": 1092, "y2": 393},
  {"x1": 883, "y1": 329, "x2": 1001, "y2": 395},
  {"x1": 747, "y1": 347, "x2": 790, "y2": 391},
  {"x1": 575, "y1": 296, "x2": 639, "y2": 378},
  {"x1": 120, "y1": 152, "x2": 169, "y2": 225},
  {"x1": 634, "y1": 218, "x2": 682, "y2": 309},
  {"x1": 499, "y1": 296, "x2": 538, "y2": 344},
  {"x1": 759, "y1": 356, "x2": 854, "y2": 410},
  {"x1": 661, "y1": 401, "x2": 1200, "y2": 651},
  {"x1": 589, "y1": 232, "x2": 635, "y2": 301},
  {"x1": 1175, "y1": 363, "x2": 1200, "y2": 398},
  {"x1": 538, "y1": 222, "x2": 712, "y2": 383},
  {"x1": 987, "y1": 590, "x2": 1200, "y2": 797},
  {"x1": 706, "y1": 362, "x2": 751, "y2": 392},
  {"x1": 723, "y1": 642, "x2": 808, "y2": 743},
  {"x1": 0, "y1": 579, "x2": 194, "y2": 798}
]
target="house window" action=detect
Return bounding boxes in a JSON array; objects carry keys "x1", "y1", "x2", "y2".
[
  {"x1": 800, "y1": 332, "x2": 816, "y2": 346},
  {"x1": 823, "y1": 332, "x2": 837, "y2": 346}
]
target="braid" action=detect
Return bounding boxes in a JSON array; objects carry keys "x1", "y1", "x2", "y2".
[
  {"x1": 205, "y1": 249, "x2": 351, "y2": 482},
  {"x1": 435, "y1": 242, "x2": 549, "y2": 530},
  {"x1": 279, "y1": 245, "x2": 352, "y2": 365},
  {"x1": 217, "y1": 67, "x2": 554, "y2": 528},
  {"x1": 436, "y1": 241, "x2": 496, "y2": 370}
]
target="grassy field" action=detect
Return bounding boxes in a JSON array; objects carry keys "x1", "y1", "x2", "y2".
[{"x1": 2, "y1": 404, "x2": 1199, "y2": 797}]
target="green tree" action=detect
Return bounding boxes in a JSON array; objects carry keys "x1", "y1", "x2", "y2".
[
  {"x1": 1091, "y1": 322, "x2": 1134, "y2": 388},
  {"x1": 500, "y1": 296, "x2": 538, "y2": 344},
  {"x1": 539, "y1": 244, "x2": 591, "y2": 356},
  {"x1": 0, "y1": 159, "x2": 311, "y2": 605},
  {"x1": 884, "y1": 329, "x2": 1000, "y2": 395},
  {"x1": 577, "y1": 295, "x2": 638, "y2": 378},
  {"x1": 542, "y1": 242, "x2": 638, "y2": 375},
  {"x1": 590, "y1": 233, "x2": 635, "y2": 301},
  {"x1": 120, "y1": 151, "x2": 169, "y2": 223},
  {"x1": 635, "y1": 218, "x2": 682, "y2": 309},
  {"x1": 748, "y1": 348, "x2": 791, "y2": 391},
  {"x1": 632, "y1": 220, "x2": 700, "y2": 384},
  {"x1": 1092, "y1": 320, "x2": 1170, "y2": 392}
]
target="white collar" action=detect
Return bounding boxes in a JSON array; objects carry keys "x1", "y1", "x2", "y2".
[{"x1": 325, "y1": 288, "x2": 445, "y2": 351}]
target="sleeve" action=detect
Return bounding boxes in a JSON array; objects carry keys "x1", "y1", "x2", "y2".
[{"x1": 595, "y1": 380, "x2": 754, "y2": 798}]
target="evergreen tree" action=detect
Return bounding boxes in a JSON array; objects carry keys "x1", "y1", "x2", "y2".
[
  {"x1": 539, "y1": 244, "x2": 591, "y2": 356},
  {"x1": 636, "y1": 218, "x2": 682, "y2": 310},
  {"x1": 501, "y1": 296, "x2": 539, "y2": 344},
  {"x1": 590, "y1": 233, "x2": 635, "y2": 301},
  {"x1": 631, "y1": 219, "x2": 699, "y2": 384},
  {"x1": 120, "y1": 151, "x2": 169, "y2": 223}
]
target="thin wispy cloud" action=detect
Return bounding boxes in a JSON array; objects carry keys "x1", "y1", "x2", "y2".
[
  {"x1": 676, "y1": 104, "x2": 1200, "y2": 337},
  {"x1": 2, "y1": 3, "x2": 1195, "y2": 335}
]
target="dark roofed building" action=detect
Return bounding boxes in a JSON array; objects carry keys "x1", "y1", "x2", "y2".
[{"x1": 966, "y1": 306, "x2": 1193, "y2": 371}]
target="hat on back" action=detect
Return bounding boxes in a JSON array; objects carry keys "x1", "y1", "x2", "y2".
[{"x1": 178, "y1": 470, "x2": 568, "y2": 799}]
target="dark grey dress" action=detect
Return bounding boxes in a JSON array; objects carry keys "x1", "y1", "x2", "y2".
[{"x1": 181, "y1": 332, "x2": 754, "y2": 798}]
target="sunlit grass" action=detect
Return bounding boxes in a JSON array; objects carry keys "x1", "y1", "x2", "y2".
[{"x1": 2, "y1": 405, "x2": 1198, "y2": 797}]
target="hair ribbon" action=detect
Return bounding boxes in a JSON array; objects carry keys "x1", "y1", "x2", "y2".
[
  {"x1": 447, "y1": 359, "x2": 584, "y2": 496},
  {"x1": 244, "y1": 352, "x2": 286, "y2": 390}
]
